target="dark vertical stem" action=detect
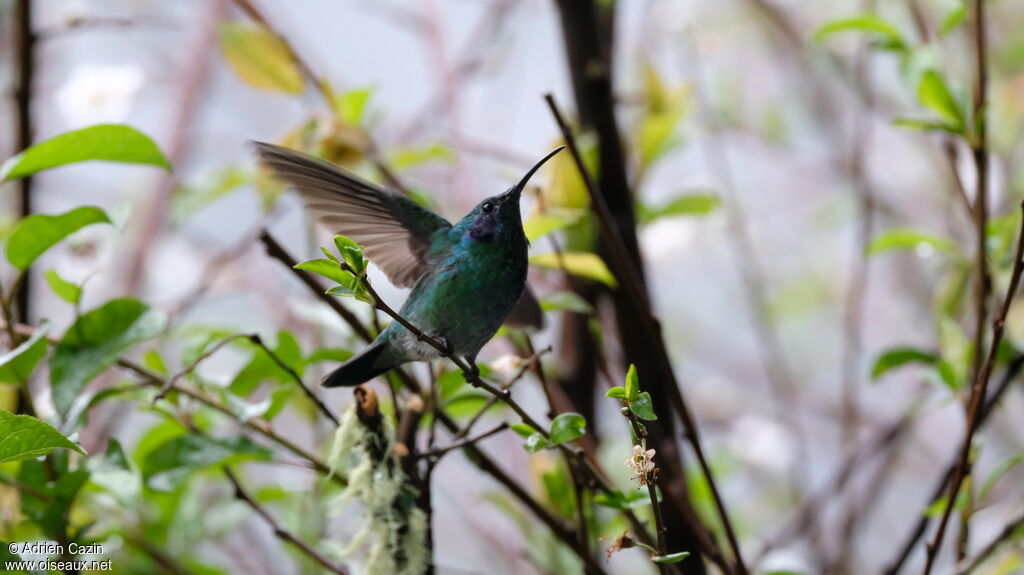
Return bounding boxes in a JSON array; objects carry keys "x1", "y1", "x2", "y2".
[
  {"x1": 551, "y1": 3, "x2": 720, "y2": 573},
  {"x1": 13, "y1": 0, "x2": 35, "y2": 326}
]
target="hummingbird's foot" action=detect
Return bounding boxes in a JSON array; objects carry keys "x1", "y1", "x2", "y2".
[
  {"x1": 436, "y1": 336, "x2": 454, "y2": 356},
  {"x1": 461, "y1": 362, "x2": 480, "y2": 381}
]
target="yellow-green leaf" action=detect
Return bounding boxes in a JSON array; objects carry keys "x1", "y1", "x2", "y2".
[
  {"x1": 918, "y1": 70, "x2": 965, "y2": 132},
  {"x1": 523, "y1": 209, "x2": 585, "y2": 242},
  {"x1": 220, "y1": 22, "x2": 304, "y2": 94},
  {"x1": 529, "y1": 252, "x2": 617, "y2": 288}
]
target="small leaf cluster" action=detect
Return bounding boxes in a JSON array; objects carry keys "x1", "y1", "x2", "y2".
[
  {"x1": 295, "y1": 235, "x2": 375, "y2": 304},
  {"x1": 606, "y1": 364, "x2": 657, "y2": 421},
  {"x1": 511, "y1": 412, "x2": 587, "y2": 453}
]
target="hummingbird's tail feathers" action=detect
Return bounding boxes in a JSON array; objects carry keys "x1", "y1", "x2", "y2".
[{"x1": 321, "y1": 341, "x2": 397, "y2": 388}]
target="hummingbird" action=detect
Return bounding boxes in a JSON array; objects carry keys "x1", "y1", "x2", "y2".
[{"x1": 255, "y1": 143, "x2": 564, "y2": 387}]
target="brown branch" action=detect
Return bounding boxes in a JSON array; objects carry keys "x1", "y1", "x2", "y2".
[
  {"x1": 545, "y1": 93, "x2": 744, "y2": 575},
  {"x1": 416, "y1": 423, "x2": 508, "y2": 461},
  {"x1": 152, "y1": 333, "x2": 251, "y2": 400},
  {"x1": 224, "y1": 467, "x2": 350, "y2": 575},
  {"x1": 952, "y1": 511, "x2": 1024, "y2": 575},
  {"x1": 455, "y1": 345, "x2": 552, "y2": 440},
  {"x1": 259, "y1": 231, "x2": 374, "y2": 342},
  {"x1": 116, "y1": 358, "x2": 342, "y2": 485},
  {"x1": 13, "y1": 0, "x2": 35, "y2": 327},
  {"x1": 248, "y1": 333, "x2": 339, "y2": 425},
  {"x1": 922, "y1": 197, "x2": 1021, "y2": 575}
]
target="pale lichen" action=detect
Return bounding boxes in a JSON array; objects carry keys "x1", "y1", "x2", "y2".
[{"x1": 328, "y1": 399, "x2": 429, "y2": 575}]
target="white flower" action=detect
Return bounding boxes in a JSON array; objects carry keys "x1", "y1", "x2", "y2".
[
  {"x1": 625, "y1": 444, "x2": 657, "y2": 485},
  {"x1": 488, "y1": 354, "x2": 522, "y2": 378},
  {"x1": 55, "y1": 64, "x2": 144, "y2": 127}
]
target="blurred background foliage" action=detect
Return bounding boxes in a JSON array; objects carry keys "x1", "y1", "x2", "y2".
[{"x1": 0, "y1": 0, "x2": 1023, "y2": 574}]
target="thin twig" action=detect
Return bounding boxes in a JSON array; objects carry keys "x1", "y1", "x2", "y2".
[
  {"x1": 248, "y1": 334, "x2": 339, "y2": 425},
  {"x1": 456, "y1": 345, "x2": 552, "y2": 440},
  {"x1": 224, "y1": 467, "x2": 350, "y2": 575},
  {"x1": 259, "y1": 231, "x2": 373, "y2": 342},
  {"x1": 117, "y1": 358, "x2": 343, "y2": 485},
  {"x1": 922, "y1": 198, "x2": 1023, "y2": 575},
  {"x1": 951, "y1": 511, "x2": 1024, "y2": 575},
  {"x1": 153, "y1": 333, "x2": 250, "y2": 400},
  {"x1": 416, "y1": 423, "x2": 508, "y2": 461}
]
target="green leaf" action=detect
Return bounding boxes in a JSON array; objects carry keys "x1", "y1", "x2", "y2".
[
  {"x1": 334, "y1": 87, "x2": 374, "y2": 125},
  {"x1": 549, "y1": 412, "x2": 586, "y2": 444},
  {"x1": 631, "y1": 391, "x2": 658, "y2": 421},
  {"x1": 44, "y1": 269, "x2": 82, "y2": 304},
  {"x1": 939, "y1": 5, "x2": 967, "y2": 36},
  {"x1": 307, "y1": 348, "x2": 353, "y2": 364},
  {"x1": 0, "y1": 124, "x2": 170, "y2": 181},
  {"x1": 524, "y1": 433, "x2": 550, "y2": 453},
  {"x1": 637, "y1": 63, "x2": 688, "y2": 167},
  {"x1": 871, "y1": 347, "x2": 938, "y2": 380},
  {"x1": 625, "y1": 364, "x2": 640, "y2": 401},
  {"x1": 539, "y1": 291, "x2": 594, "y2": 315},
  {"x1": 511, "y1": 423, "x2": 539, "y2": 438},
  {"x1": 0, "y1": 409, "x2": 86, "y2": 462},
  {"x1": 6, "y1": 206, "x2": 111, "y2": 270},
  {"x1": 334, "y1": 235, "x2": 368, "y2": 274},
  {"x1": 918, "y1": 70, "x2": 965, "y2": 132},
  {"x1": 50, "y1": 298, "x2": 166, "y2": 418},
  {"x1": 295, "y1": 258, "x2": 350, "y2": 285},
  {"x1": 442, "y1": 393, "x2": 491, "y2": 418},
  {"x1": 594, "y1": 489, "x2": 648, "y2": 510},
  {"x1": 653, "y1": 552, "x2": 691, "y2": 564},
  {"x1": 143, "y1": 434, "x2": 272, "y2": 491},
  {"x1": 230, "y1": 331, "x2": 304, "y2": 396},
  {"x1": 0, "y1": 320, "x2": 50, "y2": 384},
  {"x1": 866, "y1": 228, "x2": 959, "y2": 257},
  {"x1": 219, "y1": 22, "x2": 304, "y2": 94},
  {"x1": 814, "y1": 15, "x2": 907, "y2": 52},
  {"x1": 637, "y1": 193, "x2": 720, "y2": 224},
  {"x1": 530, "y1": 252, "x2": 618, "y2": 288},
  {"x1": 605, "y1": 386, "x2": 628, "y2": 399}
]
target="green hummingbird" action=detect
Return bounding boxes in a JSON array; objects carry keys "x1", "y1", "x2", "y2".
[{"x1": 255, "y1": 143, "x2": 563, "y2": 387}]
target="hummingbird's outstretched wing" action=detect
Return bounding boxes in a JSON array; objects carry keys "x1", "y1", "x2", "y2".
[
  {"x1": 254, "y1": 142, "x2": 452, "y2": 288},
  {"x1": 255, "y1": 142, "x2": 545, "y2": 331}
]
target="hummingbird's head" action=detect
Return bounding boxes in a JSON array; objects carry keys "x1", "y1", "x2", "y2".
[{"x1": 465, "y1": 146, "x2": 565, "y2": 242}]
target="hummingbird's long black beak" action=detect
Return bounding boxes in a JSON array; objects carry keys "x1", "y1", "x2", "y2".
[{"x1": 507, "y1": 146, "x2": 565, "y2": 202}]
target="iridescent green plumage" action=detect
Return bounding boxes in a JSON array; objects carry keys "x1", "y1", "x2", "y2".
[{"x1": 255, "y1": 143, "x2": 562, "y2": 387}]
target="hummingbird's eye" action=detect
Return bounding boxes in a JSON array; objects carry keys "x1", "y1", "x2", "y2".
[{"x1": 481, "y1": 202, "x2": 494, "y2": 214}]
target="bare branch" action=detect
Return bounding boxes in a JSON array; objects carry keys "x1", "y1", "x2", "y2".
[{"x1": 224, "y1": 467, "x2": 351, "y2": 575}]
